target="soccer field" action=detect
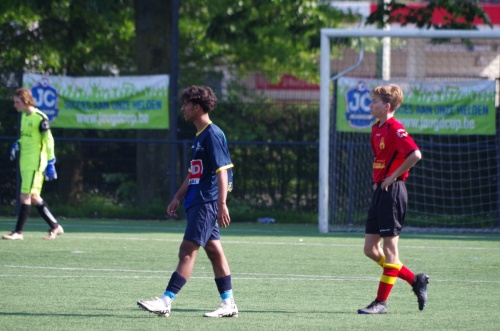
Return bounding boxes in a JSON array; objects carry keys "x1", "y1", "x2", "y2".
[{"x1": 1, "y1": 217, "x2": 499, "y2": 331}]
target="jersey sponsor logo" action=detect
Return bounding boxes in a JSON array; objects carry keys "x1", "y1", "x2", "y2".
[
  {"x1": 30, "y1": 77, "x2": 59, "y2": 122},
  {"x1": 344, "y1": 81, "x2": 375, "y2": 129},
  {"x1": 396, "y1": 128, "x2": 408, "y2": 138},
  {"x1": 373, "y1": 161, "x2": 385, "y2": 169},
  {"x1": 188, "y1": 159, "x2": 203, "y2": 185}
]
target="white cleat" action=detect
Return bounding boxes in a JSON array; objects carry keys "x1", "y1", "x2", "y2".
[
  {"x1": 137, "y1": 297, "x2": 171, "y2": 317},
  {"x1": 43, "y1": 225, "x2": 64, "y2": 240},
  {"x1": 2, "y1": 232, "x2": 24, "y2": 240},
  {"x1": 203, "y1": 299, "x2": 239, "y2": 318}
]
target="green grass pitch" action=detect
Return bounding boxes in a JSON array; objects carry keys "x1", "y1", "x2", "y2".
[{"x1": 1, "y1": 217, "x2": 499, "y2": 330}]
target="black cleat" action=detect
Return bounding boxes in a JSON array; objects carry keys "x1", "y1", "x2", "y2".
[
  {"x1": 412, "y1": 273, "x2": 430, "y2": 311},
  {"x1": 358, "y1": 300, "x2": 387, "y2": 314}
]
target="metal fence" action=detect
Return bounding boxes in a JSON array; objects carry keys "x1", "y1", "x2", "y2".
[{"x1": 0, "y1": 77, "x2": 321, "y2": 220}]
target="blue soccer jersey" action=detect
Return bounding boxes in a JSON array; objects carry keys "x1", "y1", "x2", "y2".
[{"x1": 184, "y1": 122, "x2": 234, "y2": 209}]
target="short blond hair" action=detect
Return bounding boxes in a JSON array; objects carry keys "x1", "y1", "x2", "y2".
[{"x1": 370, "y1": 84, "x2": 403, "y2": 112}]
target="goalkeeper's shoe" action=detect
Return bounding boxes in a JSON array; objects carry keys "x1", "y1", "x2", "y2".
[
  {"x1": 203, "y1": 299, "x2": 238, "y2": 318},
  {"x1": 137, "y1": 297, "x2": 171, "y2": 317},
  {"x1": 412, "y1": 273, "x2": 430, "y2": 311},
  {"x1": 358, "y1": 300, "x2": 387, "y2": 314},
  {"x1": 2, "y1": 232, "x2": 24, "y2": 240},
  {"x1": 43, "y1": 225, "x2": 64, "y2": 240}
]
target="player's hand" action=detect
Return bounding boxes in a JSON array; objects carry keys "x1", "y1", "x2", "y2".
[
  {"x1": 167, "y1": 198, "x2": 180, "y2": 216},
  {"x1": 381, "y1": 176, "x2": 396, "y2": 191},
  {"x1": 9, "y1": 142, "x2": 19, "y2": 161},
  {"x1": 44, "y1": 158, "x2": 57, "y2": 181},
  {"x1": 217, "y1": 203, "x2": 230, "y2": 228}
]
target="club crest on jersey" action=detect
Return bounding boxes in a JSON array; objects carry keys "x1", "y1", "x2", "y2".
[
  {"x1": 30, "y1": 77, "x2": 59, "y2": 122},
  {"x1": 188, "y1": 159, "x2": 203, "y2": 185},
  {"x1": 379, "y1": 137, "x2": 385, "y2": 150},
  {"x1": 397, "y1": 129, "x2": 408, "y2": 138},
  {"x1": 345, "y1": 81, "x2": 375, "y2": 129}
]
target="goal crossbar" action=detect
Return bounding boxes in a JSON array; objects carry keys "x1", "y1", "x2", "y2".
[{"x1": 319, "y1": 28, "x2": 500, "y2": 233}]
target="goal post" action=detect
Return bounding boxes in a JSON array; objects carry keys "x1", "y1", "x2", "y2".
[{"x1": 319, "y1": 28, "x2": 500, "y2": 233}]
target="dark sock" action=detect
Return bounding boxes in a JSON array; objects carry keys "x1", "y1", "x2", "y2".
[
  {"x1": 215, "y1": 275, "x2": 232, "y2": 295},
  {"x1": 14, "y1": 204, "x2": 31, "y2": 233},
  {"x1": 36, "y1": 201, "x2": 58, "y2": 229},
  {"x1": 165, "y1": 271, "x2": 187, "y2": 295}
]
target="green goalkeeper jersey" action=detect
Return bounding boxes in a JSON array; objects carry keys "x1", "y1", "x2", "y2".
[{"x1": 18, "y1": 108, "x2": 56, "y2": 172}]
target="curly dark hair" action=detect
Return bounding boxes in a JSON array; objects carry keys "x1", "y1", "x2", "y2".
[{"x1": 180, "y1": 85, "x2": 217, "y2": 113}]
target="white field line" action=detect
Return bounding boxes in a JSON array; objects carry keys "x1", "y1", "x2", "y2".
[
  {"x1": 2, "y1": 220, "x2": 499, "y2": 238},
  {"x1": 54, "y1": 235, "x2": 500, "y2": 251},
  {"x1": 1, "y1": 265, "x2": 499, "y2": 284}
]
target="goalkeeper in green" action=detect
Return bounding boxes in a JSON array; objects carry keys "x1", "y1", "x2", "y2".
[{"x1": 2, "y1": 88, "x2": 64, "y2": 241}]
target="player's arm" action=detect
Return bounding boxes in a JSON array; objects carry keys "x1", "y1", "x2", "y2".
[
  {"x1": 216, "y1": 168, "x2": 231, "y2": 228},
  {"x1": 381, "y1": 149, "x2": 422, "y2": 191},
  {"x1": 40, "y1": 120, "x2": 58, "y2": 180},
  {"x1": 41, "y1": 129, "x2": 56, "y2": 160},
  {"x1": 167, "y1": 175, "x2": 189, "y2": 216}
]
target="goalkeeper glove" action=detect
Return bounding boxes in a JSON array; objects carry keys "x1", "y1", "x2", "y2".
[
  {"x1": 9, "y1": 142, "x2": 19, "y2": 161},
  {"x1": 44, "y1": 158, "x2": 58, "y2": 181}
]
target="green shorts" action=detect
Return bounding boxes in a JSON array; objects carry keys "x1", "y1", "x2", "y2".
[{"x1": 21, "y1": 170, "x2": 44, "y2": 195}]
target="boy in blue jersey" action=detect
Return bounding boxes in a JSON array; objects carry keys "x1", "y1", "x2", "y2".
[
  {"x1": 2, "y1": 88, "x2": 63, "y2": 241},
  {"x1": 137, "y1": 85, "x2": 237, "y2": 318}
]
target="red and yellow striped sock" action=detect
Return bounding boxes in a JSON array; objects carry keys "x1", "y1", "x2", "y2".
[
  {"x1": 397, "y1": 264, "x2": 415, "y2": 285},
  {"x1": 376, "y1": 257, "x2": 414, "y2": 286},
  {"x1": 376, "y1": 263, "x2": 402, "y2": 301}
]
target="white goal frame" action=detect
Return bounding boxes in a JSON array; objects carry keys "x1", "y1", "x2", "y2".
[{"x1": 319, "y1": 28, "x2": 500, "y2": 233}]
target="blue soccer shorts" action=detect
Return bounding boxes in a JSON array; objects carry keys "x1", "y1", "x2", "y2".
[{"x1": 184, "y1": 201, "x2": 221, "y2": 247}]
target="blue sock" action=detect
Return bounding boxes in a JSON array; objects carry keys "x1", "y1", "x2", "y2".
[
  {"x1": 164, "y1": 291, "x2": 176, "y2": 300},
  {"x1": 221, "y1": 290, "x2": 233, "y2": 304},
  {"x1": 160, "y1": 291, "x2": 175, "y2": 305}
]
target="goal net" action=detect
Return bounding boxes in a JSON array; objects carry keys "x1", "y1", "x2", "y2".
[{"x1": 319, "y1": 29, "x2": 500, "y2": 233}]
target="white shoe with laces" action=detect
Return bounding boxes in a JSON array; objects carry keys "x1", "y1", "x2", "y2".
[
  {"x1": 137, "y1": 297, "x2": 171, "y2": 317},
  {"x1": 203, "y1": 298, "x2": 238, "y2": 318}
]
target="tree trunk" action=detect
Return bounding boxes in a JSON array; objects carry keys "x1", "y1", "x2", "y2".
[{"x1": 134, "y1": 0, "x2": 173, "y2": 205}]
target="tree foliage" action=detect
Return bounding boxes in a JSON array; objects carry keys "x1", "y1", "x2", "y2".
[
  {"x1": 178, "y1": 0, "x2": 358, "y2": 84},
  {"x1": 0, "y1": 0, "x2": 357, "y2": 82},
  {"x1": 0, "y1": 0, "x2": 135, "y2": 75}
]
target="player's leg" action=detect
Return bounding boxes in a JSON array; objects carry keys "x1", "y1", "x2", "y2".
[
  {"x1": 2, "y1": 197, "x2": 30, "y2": 240},
  {"x1": 388, "y1": 181, "x2": 429, "y2": 310},
  {"x1": 31, "y1": 193, "x2": 64, "y2": 240},
  {"x1": 2, "y1": 170, "x2": 38, "y2": 240},
  {"x1": 359, "y1": 186, "x2": 388, "y2": 313},
  {"x1": 363, "y1": 233, "x2": 384, "y2": 263},
  {"x1": 138, "y1": 204, "x2": 205, "y2": 317},
  {"x1": 202, "y1": 239, "x2": 238, "y2": 318},
  {"x1": 166, "y1": 239, "x2": 199, "y2": 299},
  {"x1": 364, "y1": 186, "x2": 385, "y2": 265},
  {"x1": 202, "y1": 201, "x2": 237, "y2": 318},
  {"x1": 136, "y1": 239, "x2": 198, "y2": 317}
]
